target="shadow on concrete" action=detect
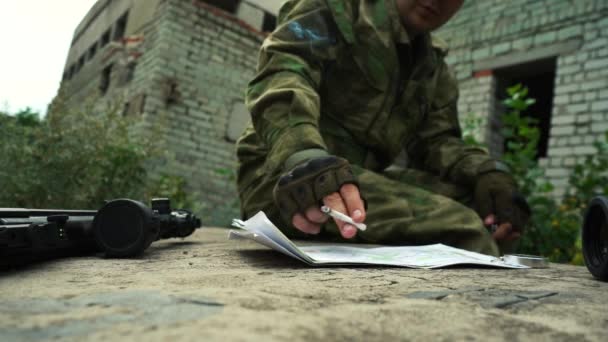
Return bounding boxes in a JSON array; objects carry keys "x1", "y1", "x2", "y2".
[
  {"x1": 236, "y1": 249, "x2": 310, "y2": 269},
  {"x1": 0, "y1": 250, "x2": 101, "y2": 274},
  {"x1": 146, "y1": 240, "x2": 202, "y2": 252},
  {"x1": 0, "y1": 241, "x2": 206, "y2": 273}
]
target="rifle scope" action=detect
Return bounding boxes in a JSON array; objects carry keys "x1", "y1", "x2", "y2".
[
  {"x1": 93, "y1": 198, "x2": 201, "y2": 257},
  {"x1": 0, "y1": 198, "x2": 201, "y2": 261}
]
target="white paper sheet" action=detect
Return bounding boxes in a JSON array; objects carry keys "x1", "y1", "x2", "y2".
[{"x1": 230, "y1": 211, "x2": 527, "y2": 269}]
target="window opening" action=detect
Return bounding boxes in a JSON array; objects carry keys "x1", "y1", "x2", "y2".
[
  {"x1": 113, "y1": 12, "x2": 129, "y2": 41},
  {"x1": 122, "y1": 102, "x2": 131, "y2": 117},
  {"x1": 100, "y1": 64, "x2": 113, "y2": 95},
  {"x1": 262, "y1": 12, "x2": 277, "y2": 32},
  {"x1": 162, "y1": 78, "x2": 180, "y2": 105},
  {"x1": 66, "y1": 66, "x2": 74, "y2": 80},
  {"x1": 100, "y1": 29, "x2": 111, "y2": 47},
  {"x1": 493, "y1": 58, "x2": 556, "y2": 159},
  {"x1": 203, "y1": 0, "x2": 239, "y2": 13},
  {"x1": 87, "y1": 43, "x2": 98, "y2": 61},
  {"x1": 77, "y1": 56, "x2": 85, "y2": 72}
]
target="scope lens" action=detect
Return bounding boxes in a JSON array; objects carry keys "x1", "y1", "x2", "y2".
[
  {"x1": 97, "y1": 203, "x2": 144, "y2": 250},
  {"x1": 93, "y1": 199, "x2": 157, "y2": 257}
]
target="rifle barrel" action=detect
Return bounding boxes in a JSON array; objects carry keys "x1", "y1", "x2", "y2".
[{"x1": 0, "y1": 208, "x2": 97, "y2": 218}]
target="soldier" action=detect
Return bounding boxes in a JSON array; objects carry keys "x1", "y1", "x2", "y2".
[{"x1": 236, "y1": 0, "x2": 530, "y2": 256}]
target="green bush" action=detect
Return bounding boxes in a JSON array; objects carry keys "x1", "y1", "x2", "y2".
[
  {"x1": 0, "y1": 105, "x2": 196, "y2": 211},
  {"x1": 465, "y1": 84, "x2": 608, "y2": 263},
  {"x1": 461, "y1": 113, "x2": 486, "y2": 148}
]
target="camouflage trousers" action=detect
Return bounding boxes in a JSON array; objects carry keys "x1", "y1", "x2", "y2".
[{"x1": 239, "y1": 165, "x2": 499, "y2": 256}]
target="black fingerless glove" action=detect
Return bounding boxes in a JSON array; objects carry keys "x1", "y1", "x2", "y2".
[
  {"x1": 474, "y1": 161, "x2": 531, "y2": 231},
  {"x1": 273, "y1": 156, "x2": 358, "y2": 224}
]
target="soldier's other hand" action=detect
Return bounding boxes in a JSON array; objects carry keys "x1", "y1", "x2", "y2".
[
  {"x1": 484, "y1": 214, "x2": 521, "y2": 241},
  {"x1": 474, "y1": 170, "x2": 531, "y2": 238},
  {"x1": 273, "y1": 156, "x2": 366, "y2": 238}
]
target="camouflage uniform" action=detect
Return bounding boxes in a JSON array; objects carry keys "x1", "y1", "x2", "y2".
[{"x1": 236, "y1": 0, "x2": 499, "y2": 256}]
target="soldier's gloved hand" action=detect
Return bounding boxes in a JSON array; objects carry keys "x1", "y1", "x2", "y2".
[
  {"x1": 273, "y1": 155, "x2": 366, "y2": 239},
  {"x1": 474, "y1": 161, "x2": 531, "y2": 241}
]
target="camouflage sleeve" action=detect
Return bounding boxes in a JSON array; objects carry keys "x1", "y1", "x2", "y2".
[
  {"x1": 406, "y1": 60, "x2": 493, "y2": 186},
  {"x1": 245, "y1": 0, "x2": 341, "y2": 172}
]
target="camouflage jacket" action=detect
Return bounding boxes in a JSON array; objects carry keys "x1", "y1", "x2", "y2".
[{"x1": 237, "y1": 0, "x2": 493, "y2": 190}]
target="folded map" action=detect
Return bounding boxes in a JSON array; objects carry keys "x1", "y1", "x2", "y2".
[{"x1": 230, "y1": 211, "x2": 528, "y2": 269}]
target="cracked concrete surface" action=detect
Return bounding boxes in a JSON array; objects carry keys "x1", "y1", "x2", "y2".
[{"x1": 1, "y1": 227, "x2": 607, "y2": 341}]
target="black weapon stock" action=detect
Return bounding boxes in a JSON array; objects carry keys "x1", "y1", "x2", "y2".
[{"x1": 0, "y1": 198, "x2": 201, "y2": 266}]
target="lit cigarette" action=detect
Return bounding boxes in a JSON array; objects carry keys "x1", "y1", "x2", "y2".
[{"x1": 320, "y1": 206, "x2": 367, "y2": 231}]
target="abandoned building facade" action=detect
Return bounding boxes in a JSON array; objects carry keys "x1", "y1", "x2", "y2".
[
  {"x1": 437, "y1": 0, "x2": 608, "y2": 196},
  {"x1": 58, "y1": 0, "x2": 608, "y2": 224},
  {"x1": 58, "y1": 0, "x2": 280, "y2": 224}
]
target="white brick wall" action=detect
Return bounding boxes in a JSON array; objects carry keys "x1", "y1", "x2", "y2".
[
  {"x1": 438, "y1": 0, "x2": 608, "y2": 197},
  {"x1": 57, "y1": 0, "x2": 264, "y2": 225}
]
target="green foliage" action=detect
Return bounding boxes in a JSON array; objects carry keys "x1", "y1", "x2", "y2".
[
  {"x1": 461, "y1": 113, "x2": 486, "y2": 148},
  {"x1": 498, "y1": 85, "x2": 569, "y2": 262},
  {"x1": 464, "y1": 84, "x2": 608, "y2": 263},
  {"x1": 501, "y1": 84, "x2": 541, "y2": 191},
  {"x1": 215, "y1": 167, "x2": 237, "y2": 182},
  {"x1": 564, "y1": 132, "x2": 608, "y2": 209},
  {"x1": 13, "y1": 107, "x2": 42, "y2": 127},
  {"x1": 561, "y1": 132, "x2": 608, "y2": 265},
  {"x1": 146, "y1": 173, "x2": 201, "y2": 213},
  {"x1": 0, "y1": 104, "x2": 196, "y2": 211},
  {"x1": 214, "y1": 167, "x2": 241, "y2": 213}
]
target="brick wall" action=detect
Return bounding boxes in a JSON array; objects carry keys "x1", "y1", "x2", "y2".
[
  {"x1": 152, "y1": 0, "x2": 262, "y2": 225},
  {"x1": 437, "y1": 0, "x2": 608, "y2": 196},
  {"x1": 57, "y1": 0, "x2": 264, "y2": 225}
]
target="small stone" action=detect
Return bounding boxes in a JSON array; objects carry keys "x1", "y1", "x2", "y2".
[
  {"x1": 518, "y1": 291, "x2": 558, "y2": 300},
  {"x1": 488, "y1": 296, "x2": 528, "y2": 308},
  {"x1": 406, "y1": 291, "x2": 453, "y2": 300}
]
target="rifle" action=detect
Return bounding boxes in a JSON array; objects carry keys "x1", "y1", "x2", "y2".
[{"x1": 0, "y1": 198, "x2": 201, "y2": 266}]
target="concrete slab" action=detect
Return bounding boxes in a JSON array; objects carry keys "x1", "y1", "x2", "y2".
[{"x1": 1, "y1": 227, "x2": 607, "y2": 341}]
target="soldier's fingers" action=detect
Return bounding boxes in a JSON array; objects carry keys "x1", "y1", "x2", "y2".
[
  {"x1": 340, "y1": 183, "x2": 366, "y2": 223},
  {"x1": 305, "y1": 206, "x2": 329, "y2": 224},
  {"x1": 323, "y1": 192, "x2": 357, "y2": 239},
  {"x1": 292, "y1": 213, "x2": 321, "y2": 235},
  {"x1": 492, "y1": 222, "x2": 512, "y2": 241},
  {"x1": 484, "y1": 214, "x2": 496, "y2": 227}
]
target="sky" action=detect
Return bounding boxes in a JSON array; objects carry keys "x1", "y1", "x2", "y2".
[
  {"x1": 0, "y1": 1, "x2": 286, "y2": 116},
  {"x1": 0, "y1": 1, "x2": 97, "y2": 115}
]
